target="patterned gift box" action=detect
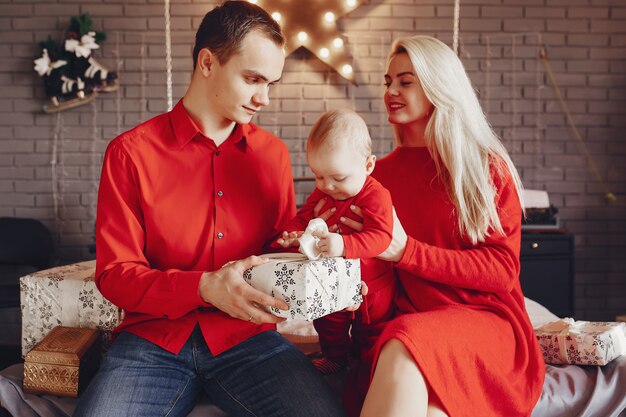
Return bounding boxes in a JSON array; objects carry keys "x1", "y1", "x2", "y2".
[
  {"x1": 243, "y1": 253, "x2": 362, "y2": 321},
  {"x1": 535, "y1": 318, "x2": 626, "y2": 365},
  {"x1": 23, "y1": 326, "x2": 101, "y2": 397},
  {"x1": 20, "y1": 260, "x2": 122, "y2": 357}
]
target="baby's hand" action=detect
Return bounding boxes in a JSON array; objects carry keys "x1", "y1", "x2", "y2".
[
  {"x1": 276, "y1": 231, "x2": 302, "y2": 248},
  {"x1": 313, "y1": 231, "x2": 345, "y2": 257}
]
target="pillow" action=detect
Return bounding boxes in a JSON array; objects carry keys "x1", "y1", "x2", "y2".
[
  {"x1": 277, "y1": 320, "x2": 320, "y2": 354},
  {"x1": 277, "y1": 320, "x2": 319, "y2": 344},
  {"x1": 524, "y1": 297, "x2": 560, "y2": 329}
]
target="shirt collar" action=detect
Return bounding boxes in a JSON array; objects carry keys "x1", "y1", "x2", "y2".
[{"x1": 169, "y1": 99, "x2": 257, "y2": 151}]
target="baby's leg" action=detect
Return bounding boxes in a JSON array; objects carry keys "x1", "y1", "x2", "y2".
[{"x1": 312, "y1": 311, "x2": 353, "y2": 374}]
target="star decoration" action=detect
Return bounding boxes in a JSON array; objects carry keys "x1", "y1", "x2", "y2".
[{"x1": 252, "y1": 0, "x2": 363, "y2": 84}]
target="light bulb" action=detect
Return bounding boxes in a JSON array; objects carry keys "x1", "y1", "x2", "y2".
[
  {"x1": 320, "y1": 48, "x2": 330, "y2": 58},
  {"x1": 346, "y1": 0, "x2": 357, "y2": 7},
  {"x1": 333, "y1": 38, "x2": 343, "y2": 48},
  {"x1": 341, "y1": 64, "x2": 353, "y2": 75},
  {"x1": 324, "y1": 12, "x2": 336, "y2": 23},
  {"x1": 271, "y1": 12, "x2": 281, "y2": 22},
  {"x1": 297, "y1": 32, "x2": 308, "y2": 42}
]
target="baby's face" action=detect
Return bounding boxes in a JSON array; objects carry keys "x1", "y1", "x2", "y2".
[{"x1": 307, "y1": 142, "x2": 374, "y2": 201}]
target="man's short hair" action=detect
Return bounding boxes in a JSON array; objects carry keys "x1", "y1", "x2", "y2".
[{"x1": 193, "y1": 0, "x2": 284, "y2": 68}]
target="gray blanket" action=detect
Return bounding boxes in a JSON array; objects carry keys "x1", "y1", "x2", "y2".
[{"x1": 2, "y1": 359, "x2": 626, "y2": 417}]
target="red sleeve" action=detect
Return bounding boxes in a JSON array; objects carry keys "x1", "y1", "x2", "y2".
[
  {"x1": 265, "y1": 188, "x2": 326, "y2": 251},
  {"x1": 262, "y1": 148, "x2": 298, "y2": 252},
  {"x1": 284, "y1": 189, "x2": 327, "y2": 233},
  {"x1": 395, "y1": 169, "x2": 522, "y2": 294},
  {"x1": 95, "y1": 142, "x2": 208, "y2": 320},
  {"x1": 343, "y1": 181, "x2": 394, "y2": 259}
]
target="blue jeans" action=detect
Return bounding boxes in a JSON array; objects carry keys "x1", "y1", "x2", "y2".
[{"x1": 74, "y1": 327, "x2": 345, "y2": 417}]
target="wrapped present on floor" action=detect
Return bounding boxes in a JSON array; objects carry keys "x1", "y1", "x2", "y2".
[
  {"x1": 23, "y1": 326, "x2": 100, "y2": 397},
  {"x1": 243, "y1": 253, "x2": 362, "y2": 321},
  {"x1": 535, "y1": 318, "x2": 626, "y2": 365},
  {"x1": 20, "y1": 260, "x2": 122, "y2": 357}
]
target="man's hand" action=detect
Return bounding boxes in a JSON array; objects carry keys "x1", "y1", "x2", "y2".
[
  {"x1": 198, "y1": 255, "x2": 289, "y2": 324},
  {"x1": 312, "y1": 230, "x2": 345, "y2": 257},
  {"x1": 276, "y1": 231, "x2": 302, "y2": 248}
]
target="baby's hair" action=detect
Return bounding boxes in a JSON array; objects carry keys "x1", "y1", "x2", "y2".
[{"x1": 307, "y1": 109, "x2": 372, "y2": 157}]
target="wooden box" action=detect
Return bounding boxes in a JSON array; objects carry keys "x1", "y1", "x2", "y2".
[{"x1": 23, "y1": 326, "x2": 100, "y2": 397}]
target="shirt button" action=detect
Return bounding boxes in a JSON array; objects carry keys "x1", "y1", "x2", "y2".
[
  {"x1": 217, "y1": 190, "x2": 223, "y2": 197},
  {"x1": 163, "y1": 314, "x2": 169, "y2": 319},
  {"x1": 215, "y1": 151, "x2": 220, "y2": 156},
  {"x1": 217, "y1": 232, "x2": 224, "y2": 239}
]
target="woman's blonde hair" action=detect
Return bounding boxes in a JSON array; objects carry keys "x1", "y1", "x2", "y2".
[{"x1": 389, "y1": 35, "x2": 524, "y2": 244}]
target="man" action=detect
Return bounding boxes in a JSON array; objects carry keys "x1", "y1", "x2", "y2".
[{"x1": 74, "y1": 2, "x2": 346, "y2": 416}]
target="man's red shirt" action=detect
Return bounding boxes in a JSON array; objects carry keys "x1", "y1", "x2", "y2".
[{"x1": 95, "y1": 100, "x2": 296, "y2": 355}]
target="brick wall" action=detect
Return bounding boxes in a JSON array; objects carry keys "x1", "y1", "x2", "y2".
[{"x1": 1, "y1": 0, "x2": 624, "y2": 321}]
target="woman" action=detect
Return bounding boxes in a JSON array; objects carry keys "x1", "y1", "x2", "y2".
[{"x1": 353, "y1": 35, "x2": 545, "y2": 417}]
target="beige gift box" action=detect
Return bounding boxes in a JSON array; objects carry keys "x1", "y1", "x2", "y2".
[
  {"x1": 535, "y1": 318, "x2": 626, "y2": 365},
  {"x1": 20, "y1": 260, "x2": 122, "y2": 357}
]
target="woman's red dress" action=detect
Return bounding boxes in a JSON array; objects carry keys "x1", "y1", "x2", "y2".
[{"x1": 368, "y1": 146, "x2": 545, "y2": 417}]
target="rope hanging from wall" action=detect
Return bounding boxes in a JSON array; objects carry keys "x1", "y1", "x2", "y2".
[
  {"x1": 51, "y1": 112, "x2": 66, "y2": 239},
  {"x1": 538, "y1": 46, "x2": 617, "y2": 203},
  {"x1": 140, "y1": 33, "x2": 147, "y2": 123},
  {"x1": 452, "y1": 0, "x2": 460, "y2": 54},
  {"x1": 476, "y1": 30, "x2": 618, "y2": 203},
  {"x1": 90, "y1": 100, "x2": 99, "y2": 228},
  {"x1": 115, "y1": 31, "x2": 122, "y2": 136},
  {"x1": 532, "y1": 33, "x2": 545, "y2": 188},
  {"x1": 510, "y1": 35, "x2": 517, "y2": 147},
  {"x1": 164, "y1": 0, "x2": 173, "y2": 111}
]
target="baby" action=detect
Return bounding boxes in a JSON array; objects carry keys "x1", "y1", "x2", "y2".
[{"x1": 278, "y1": 109, "x2": 396, "y2": 374}]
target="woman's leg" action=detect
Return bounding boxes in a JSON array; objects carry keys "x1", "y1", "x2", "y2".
[{"x1": 360, "y1": 339, "x2": 448, "y2": 417}]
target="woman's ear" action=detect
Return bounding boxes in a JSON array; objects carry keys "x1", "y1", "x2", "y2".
[
  {"x1": 197, "y1": 48, "x2": 215, "y2": 77},
  {"x1": 365, "y1": 155, "x2": 377, "y2": 175}
]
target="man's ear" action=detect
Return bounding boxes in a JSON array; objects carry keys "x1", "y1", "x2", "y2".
[
  {"x1": 365, "y1": 154, "x2": 376, "y2": 175},
  {"x1": 197, "y1": 48, "x2": 215, "y2": 77}
]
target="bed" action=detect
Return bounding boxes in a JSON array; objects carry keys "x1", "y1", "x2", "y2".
[{"x1": 1, "y1": 297, "x2": 625, "y2": 417}]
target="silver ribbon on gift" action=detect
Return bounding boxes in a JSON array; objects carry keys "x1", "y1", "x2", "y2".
[{"x1": 298, "y1": 218, "x2": 328, "y2": 261}]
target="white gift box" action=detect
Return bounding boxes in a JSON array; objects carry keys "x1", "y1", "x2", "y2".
[
  {"x1": 243, "y1": 253, "x2": 362, "y2": 321},
  {"x1": 20, "y1": 260, "x2": 122, "y2": 357},
  {"x1": 535, "y1": 318, "x2": 626, "y2": 365}
]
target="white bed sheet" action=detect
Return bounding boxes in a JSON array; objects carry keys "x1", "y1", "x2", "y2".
[{"x1": 1, "y1": 298, "x2": 625, "y2": 417}]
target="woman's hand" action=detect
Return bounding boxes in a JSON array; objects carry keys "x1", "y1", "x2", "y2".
[
  {"x1": 377, "y1": 208, "x2": 408, "y2": 262},
  {"x1": 339, "y1": 205, "x2": 364, "y2": 232},
  {"x1": 312, "y1": 198, "x2": 339, "y2": 232}
]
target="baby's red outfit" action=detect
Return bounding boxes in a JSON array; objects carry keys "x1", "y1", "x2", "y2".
[{"x1": 282, "y1": 176, "x2": 397, "y2": 366}]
